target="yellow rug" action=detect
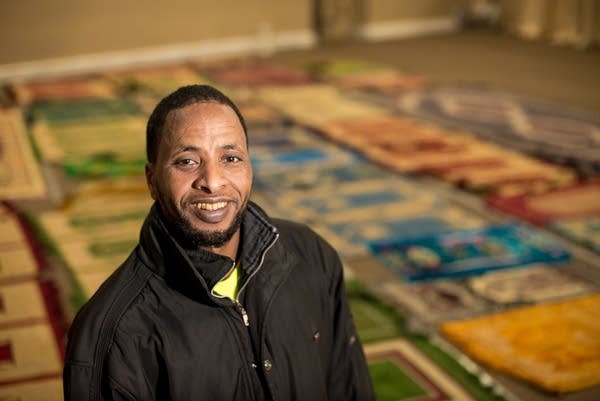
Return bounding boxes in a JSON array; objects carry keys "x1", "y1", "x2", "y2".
[{"x1": 441, "y1": 293, "x2": 600, "y2": 393}]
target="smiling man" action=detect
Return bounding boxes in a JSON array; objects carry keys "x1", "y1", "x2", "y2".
[
  {"x1": 63, "y1": 85, "x2": 374, "y2": 401},
  {"x1": 146, "y1": 100, "x2": 252, "y2": 260}
]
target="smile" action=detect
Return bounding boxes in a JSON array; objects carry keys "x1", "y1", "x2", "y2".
[{"x1": 195, "y1": 201, "x2": 228, "y2": 211}]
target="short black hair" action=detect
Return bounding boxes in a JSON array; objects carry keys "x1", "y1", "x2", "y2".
[{"x1": 146, "y1": 84, "x2": 247, "y2": 163}]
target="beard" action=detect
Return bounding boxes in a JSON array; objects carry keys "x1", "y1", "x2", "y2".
[
  {"x1": 157, "y1": 198, "x2": 246, "y2": 249},
  {"x1": 174, "y1": 208, "x2": 245, "y2": 249}
]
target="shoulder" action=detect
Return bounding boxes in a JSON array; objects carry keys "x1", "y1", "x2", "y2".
[
  {"x1": 272, "y1": 218, "x2": 330, "y2": 249},
  {"x1": 65, "y1": 248, "x2": 153, "y2": 367},
  {"x1": 271, "y1": 217, "x2": 342, "y2": 273}
]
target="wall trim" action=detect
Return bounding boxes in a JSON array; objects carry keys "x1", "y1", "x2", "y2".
[
  {"x1": 358, "y1": 15, "x2": 461, "y2": 42},
  {"x1": 0, "y1": 29, "x2": 316, "y2": 82}
]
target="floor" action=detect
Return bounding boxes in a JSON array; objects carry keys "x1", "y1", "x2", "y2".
[{"x1": 268, "y1": 27, "x2": 600, "y2": 401}]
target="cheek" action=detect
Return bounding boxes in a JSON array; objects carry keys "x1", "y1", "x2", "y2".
[
  {"x1": 156, "y1": 171, "x2": 190, "y2": 202},
  {"x1": 232, "y1": 168, "x2": 253, "y2": 195}
]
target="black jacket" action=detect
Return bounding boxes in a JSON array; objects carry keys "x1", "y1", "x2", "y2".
[{"x1": 63, "y1": 202, "x2": 374, "y2": 401}]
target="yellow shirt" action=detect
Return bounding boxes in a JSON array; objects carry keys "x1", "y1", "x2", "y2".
[{"x1": 213, "y1": 260, "x2": 242, "y2": 300}]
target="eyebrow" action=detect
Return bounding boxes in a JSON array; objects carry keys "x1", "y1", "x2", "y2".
[{"x1": 175, "y1": 143, "x2": 240, "y2": 153}]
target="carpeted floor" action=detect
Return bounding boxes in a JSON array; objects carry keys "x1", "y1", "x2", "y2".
[{"x1": 1, "y1": 27, "x2": 600, "y2": 401}]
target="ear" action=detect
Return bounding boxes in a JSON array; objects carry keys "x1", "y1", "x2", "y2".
[{"x1": 145, "y1": 163, "x2": 158, "y2": 200}]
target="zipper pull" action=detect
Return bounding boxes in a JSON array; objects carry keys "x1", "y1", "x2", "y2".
[{"x1": 234, "y1": 299, "x2": 250, "y2": 327}]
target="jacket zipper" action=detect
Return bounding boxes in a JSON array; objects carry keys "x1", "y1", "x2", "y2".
[
  {"x1": 210, "y1": 232, "x2": 279, "y2": 327},
  {"x1": 234, "y1": 299, "x2": 250, "y2": 326},
  {"x1": 233, "y1": 232, "x2": 279, "y2": 327}
]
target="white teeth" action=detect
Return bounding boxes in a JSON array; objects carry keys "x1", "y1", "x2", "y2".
[{"x1": 196, "y1": 202, "x2": 227, "y2": 211}]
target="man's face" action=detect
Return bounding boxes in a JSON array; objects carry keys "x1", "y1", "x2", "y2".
[{"x1": 146, "y1": 101, "x2": 252, "y2": 253}]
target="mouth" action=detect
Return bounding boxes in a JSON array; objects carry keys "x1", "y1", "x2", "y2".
[
  {"x1": 190, "y1": 200, "x2": 232, "y2": 224},
  {"x1": 196, "y1": 201, "x2": 228, "y2": 211}
]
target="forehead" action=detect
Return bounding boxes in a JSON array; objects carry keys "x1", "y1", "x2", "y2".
[{"x1": 165, "y1": 101, "x2": 243, "y2": 133}]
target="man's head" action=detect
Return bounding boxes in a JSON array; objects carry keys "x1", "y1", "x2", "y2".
[
  {"x1": 146, "y1": 85, "x2": 247, "y2": 164},
  {"x1": 145, "y1": 85, "x2": 252, "y2": 258}
]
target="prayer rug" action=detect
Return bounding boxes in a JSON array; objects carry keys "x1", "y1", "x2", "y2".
[
  {"x1": 467, "y1": 263, "x2": 595, "y2": 304},
  {"x1": 0, "y1": 109, "x2": 47, "y2": 200},
  {"x1": 0, "y1": 378, "x2": 63, "y2": 401},
  {"x1": 198, "y1": 59, "x2": 315, "y2": 87},
  {"x1": 254, "y1": 160, "x2": 386, "y2": 196},
  {"x1": 231, "y1": 92, "x2": 291, "y2": 129},
  {"x1": 378, "y1": 279, "x2": 490, "y2": 333},
  {"x1": 440, "y1": 293, "x2": 600, "y2": 393},
  {"x1": 302, "y1": 58, "x2": 399, "y2": 78},
  {"x1": 436, "y1": 158, "x2": 576, "y2": 197},
  {"x1": 256, "y1": 84, "x2": 388, "y2": 127},
  {"x1": 250, "y1": 124, "x2": 359, "y2": 177},
  {"x1": 315, "y1": 116, "x2": 577, "y2": 196},
  {"x1": 369, "y1": 224, "x2": 571, "y2": 282},
  {"x1": 365, "y1": 339, "x2": 478, "y2": 401},
  {"x1": 105, "y1": 63, "x2": 208, "y2": 99},
  {"x1": 301, "y1": 58, "x2": 429, "y2": 91},
  {"x1": 10, "y1": 76, "x2": 116, "y2": 105},
  {"x1": 0, "y1": 204, "x2": 40, "y2": 282},
  {"x1": 346, "y1": 280, "x2": 407, "y2": 343},
  {"x1": 0, "y1": 204, "x2": 65, "y2": 400},
  {"x1": 392, "y1": 84, "x2": 600, "y2": 176},
  {"x1": 550, "y1": 216, "x2": 600, "y2": 255},
  {"x1": 486, "y1": 182, "x2": 600, "y2": 225},
  {"x1": 30, "y1": 116, "x2": 147, "y2": 178},
  {"x1": 25, "y1": 97, "x2": 140, "y2": 124},
  {"x1": 0, "y1": 323, "x2": 63, "y2": 392},
  {"x1": 33, "y1": 177, "x2": 152, "y2": 310}
]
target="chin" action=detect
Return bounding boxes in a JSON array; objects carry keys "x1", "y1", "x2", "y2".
[{"x1": 184, "y1": 213, "x2": 243, "y2": 249}]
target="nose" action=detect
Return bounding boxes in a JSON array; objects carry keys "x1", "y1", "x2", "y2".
[{"x1": 192, "y1": 160, "x2": 226, "y2": 193}]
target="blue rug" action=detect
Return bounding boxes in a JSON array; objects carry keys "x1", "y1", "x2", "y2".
[{"x1": 369, "y1": 223, "x2": 571, "y2": 281}]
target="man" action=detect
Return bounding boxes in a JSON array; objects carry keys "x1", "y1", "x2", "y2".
[{"x1": 63, "y1": 84, "x2": 375, "y2": 401}]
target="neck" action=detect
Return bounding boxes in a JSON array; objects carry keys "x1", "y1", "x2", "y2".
[{"x1": 203, "y1": 231, "x2": 240, "y2": 261}]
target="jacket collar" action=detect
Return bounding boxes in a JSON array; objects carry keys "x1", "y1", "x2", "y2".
[{"x1": 137, "y1": 201, "x2": 278, "y2": 301}]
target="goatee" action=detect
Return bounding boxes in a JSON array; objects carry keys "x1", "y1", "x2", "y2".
[{"x1": 161, "y1": 205, "x2": 245, "y2": 249}]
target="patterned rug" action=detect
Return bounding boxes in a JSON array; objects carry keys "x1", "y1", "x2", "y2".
[
  {"x1": 486, "y1": 182, "x2": 600, "y2": 225},
  {"x1": 486, "y1": 183, "x2": 600, "y2": 255},
  {"x1": 0, "y1": 109, "x2": 47, "y2": 200},
  {"x1": 378, "y1": 279, "x2": 491, "y2": 333},
  {"x1": 365, "y1": 339, "x2": 478, "y2": 401},
  {"x1": 369, "y1": 223, "x2": 571, "y2": 282},
  {"x1": 550, "y1": 217, "x2": 600, "y2": 255},
  {"x1": 311, "y1": 115, "x2": 577, "y2": 197},
  {"x1": 0, "y1": 203, "x2": 65, "y2": 400},
  {"x1": 199, "y1": 58, "x2": 315, "y2": 87},
  {"x1": 390, "y1": 84, "x2": 600, "y2": 177},
  {"x1": 300, "y1": 58, "x2": 430, "y2": 92},
  {"x1": 467, "y1": 263, "x2": 594, "y2": 304},
  {"x1": 440, "y1": 293, "x2": 600, "y2": 394},
  {"x1": 32, "y1": 178, "x2": 152, "y2": 313}
]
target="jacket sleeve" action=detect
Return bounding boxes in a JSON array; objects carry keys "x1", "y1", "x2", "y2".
[
  {"x1": 324, "y1": 243, "x2": 376, "y2": 401},
  {"x1": 101, "y1": 329, "x2": 163, "y2": 401},
  {"x1": 63, "y1": 329, "x2": 153, "y2": 401}
]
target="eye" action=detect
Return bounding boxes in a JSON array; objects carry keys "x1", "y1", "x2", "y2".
[
  {"x1": 174, "y1": 158, "x2": 198, "y2": 169},
  {"x1": 224, "y1": 155, "x2": 242, "y2": 163}
]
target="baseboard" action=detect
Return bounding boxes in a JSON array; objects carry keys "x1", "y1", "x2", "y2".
[
  {"x1": 358, "y1": 15, "x2": 461, "y2": 42},
  {"x1": 0, "y1": 29, "x2": 317, "y2": 82}
]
